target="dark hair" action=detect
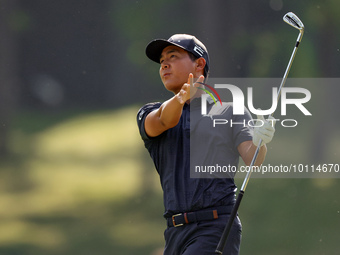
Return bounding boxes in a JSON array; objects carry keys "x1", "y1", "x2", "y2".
[{"x1": 187, "y1": 52, "x2": 209, "y2": 78}]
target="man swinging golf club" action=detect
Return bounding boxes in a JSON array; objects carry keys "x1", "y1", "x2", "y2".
[{"x1": 137, "y1": 34, "x2": 275, "y2": 255}]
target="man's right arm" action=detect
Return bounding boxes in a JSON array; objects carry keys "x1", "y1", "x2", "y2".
[
  {"x1": 144, "y1": 92, "x2": 186, "y2": 137},
  {"x1": 144, "y1": 74, "x2": 204, "y2": 137}
]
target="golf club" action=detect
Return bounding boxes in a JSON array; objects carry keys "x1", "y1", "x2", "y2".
[{"x1": 215, "y1": 12, "x2": 304, "y2": 254}]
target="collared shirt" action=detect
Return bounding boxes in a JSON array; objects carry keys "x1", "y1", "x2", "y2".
[{"x1": 137, "y1": 97, "x2": 253, "y2": 217}]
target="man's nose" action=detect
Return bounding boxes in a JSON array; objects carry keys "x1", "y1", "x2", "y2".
[{"x1": 161, "y1": 61, "x2": 169, "y2": 69}]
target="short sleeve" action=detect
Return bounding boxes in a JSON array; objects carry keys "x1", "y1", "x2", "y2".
[
  {"x1": 136, "y1": 102, "x2": 162, "y2": 141},
  {"x1": 232, "y1": 107, "x2": 254, "y2": 150}
]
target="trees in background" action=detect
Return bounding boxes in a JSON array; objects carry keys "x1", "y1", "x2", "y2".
[{"x1": 0, "y1": 0, "x2": 338, "y2": 157}]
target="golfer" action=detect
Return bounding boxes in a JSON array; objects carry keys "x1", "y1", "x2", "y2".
[{"x1": 137, "y1": 34, "x2": 275, "y2": 255}]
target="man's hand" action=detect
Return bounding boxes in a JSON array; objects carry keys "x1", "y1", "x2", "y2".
[
  {"x1": 144, "y1": 74, "x2": 205, "y2": 137},
  {"x1": 252, "y1": 115, "x2": 276, "y2": 147},
  {"x1": 176, "y1": 73, "x2": 205, "y2": 104}
]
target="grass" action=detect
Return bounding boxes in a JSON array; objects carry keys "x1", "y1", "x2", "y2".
[
  {"x1": 0, "y1": 105, "x2": 338, "y2": 254},
  {"x1": 1, "y1": 106, "x2": 164, "y2": 255}
]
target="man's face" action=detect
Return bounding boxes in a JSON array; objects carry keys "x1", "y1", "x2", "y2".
[{"x1": 159, "y1": 45, "x2": 196, "y2": 94}]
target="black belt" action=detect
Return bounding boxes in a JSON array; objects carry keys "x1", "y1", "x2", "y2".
[{"x1": 166, "y1": 205, "x2": 233, "y2": 228}]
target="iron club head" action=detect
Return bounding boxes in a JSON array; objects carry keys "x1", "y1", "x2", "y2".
[{"x1": 283, "y1": 12, "x2": 304, "y2": 31}]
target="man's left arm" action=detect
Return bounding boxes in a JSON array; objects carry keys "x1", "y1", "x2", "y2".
[{"x1": 238, "y1": 141, "x2": 267, "y2": 166}]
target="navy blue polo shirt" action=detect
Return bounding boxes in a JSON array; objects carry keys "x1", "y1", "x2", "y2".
[{"x1": 137, "y1": 98, "x2": 253, "y2": 218}]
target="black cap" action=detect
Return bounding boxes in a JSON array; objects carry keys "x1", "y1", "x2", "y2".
[{"x1": 145, "y1": 34, "x2": 210, "y2": 77}]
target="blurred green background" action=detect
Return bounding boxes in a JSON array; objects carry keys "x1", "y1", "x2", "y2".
[{"x1": 0, "y1": 0, "x2": 339, "y2": 254}]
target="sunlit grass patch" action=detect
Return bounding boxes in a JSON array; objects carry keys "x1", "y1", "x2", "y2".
[
  {"x1": 0, "y1": 106, "x2": 164, "y2": 254},
  {"x1": 32, "y1": 107, "x2": 141, "y2": 158}
]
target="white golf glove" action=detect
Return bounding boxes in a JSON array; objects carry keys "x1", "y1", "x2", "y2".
[{"x1": 252, "y1": 115, "x2": 276, "y2": 147}]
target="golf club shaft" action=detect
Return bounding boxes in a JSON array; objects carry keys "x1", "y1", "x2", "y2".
[
  {"x1": 242, "y1": 31, "x2": 303, "y2": 192},
  {"x1": 215, "y1": 29, "x2": 303, "y2": 255},
  {"x1": 275, "y1": 32, "x2": 303, "y2": 107}
]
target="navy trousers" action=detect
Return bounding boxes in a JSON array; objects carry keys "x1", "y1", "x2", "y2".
[{"x1": 163, "y1": 215, "x2": 242, "y2": 255}]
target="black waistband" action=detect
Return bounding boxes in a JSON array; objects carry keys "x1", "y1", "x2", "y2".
[{"x1": 166, "y1": 205, "x2": 234, "y2": 228}]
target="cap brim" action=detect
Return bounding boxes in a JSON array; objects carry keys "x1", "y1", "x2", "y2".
[{"x1": 145, "y1": 39, "x2": 186, "y2": 64}]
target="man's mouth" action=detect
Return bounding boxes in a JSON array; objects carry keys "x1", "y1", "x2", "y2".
[{"x1": 163, "y1": 73, "x2": 171, "y2": 78}]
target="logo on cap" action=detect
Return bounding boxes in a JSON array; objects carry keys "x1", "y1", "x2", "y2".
[{"x1": 193, "y1": 44, "x2": 204, "y2": 57}]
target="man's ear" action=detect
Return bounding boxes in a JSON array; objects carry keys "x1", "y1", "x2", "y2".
[{"x1": 195, "y1": 57, "x2": 206, "y2": 74}]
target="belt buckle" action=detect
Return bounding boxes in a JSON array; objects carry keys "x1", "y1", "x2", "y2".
[{"x1": 172, "y1": 213, "x2": 184, "y2": 227}]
